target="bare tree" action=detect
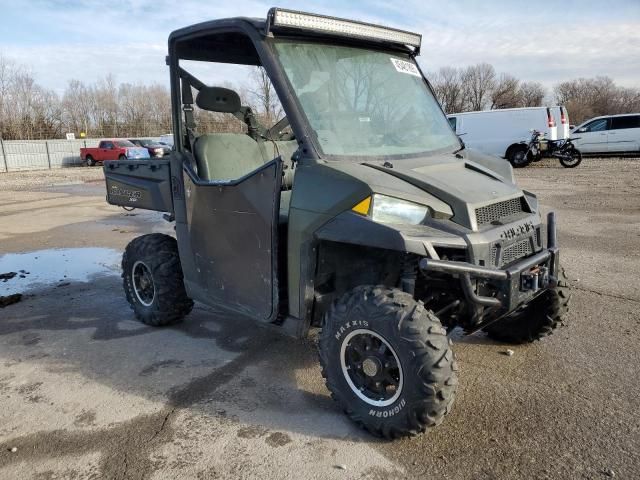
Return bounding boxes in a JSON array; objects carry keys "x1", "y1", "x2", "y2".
[
  {"x1": 62, "y1": 80, "x2": 93, "y2": 136},
  {"x1": 553, "y1": 76, "x2": 635, "y2": 123},
  {"x1": 490, "y1": 73, "x2": 521, "y2": 109},
  {"x1": 519, "y1": 81, "x2": 546, "y2": 107},
  {"x1": 462, "y1": 63, "x2": 496, "y2": 111},
  {"x1": 95, "y1": 74, "x2": 119, "y2": 137},
  {"x1": 430, "y1": 67, "x2": 466, "y2": 114},
  {"x1": 247, "y1": 67, "x2": 283, "y2": 126}
]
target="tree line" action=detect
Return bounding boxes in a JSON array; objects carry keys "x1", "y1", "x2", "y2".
[
  {"x1": 0, "y1": 53, "x2": 638, "y2": 141},
  {"x1": 429, "y1": 62, "x2": 640, "y2": 123}
]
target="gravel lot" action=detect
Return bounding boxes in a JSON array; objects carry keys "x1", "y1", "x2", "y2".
[{"x1": 0, "y1": 158, "x2": 638, "y2": 479}]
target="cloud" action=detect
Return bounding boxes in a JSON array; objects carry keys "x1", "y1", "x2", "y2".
[{"x1": 1, "y1": 0, "x2": 639, "y2": 93}]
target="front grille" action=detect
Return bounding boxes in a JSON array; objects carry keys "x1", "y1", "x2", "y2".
[
  {"x1": 490, "y1": 238, "x2": 534, "y2": 267},
  {"x1": 475, "y1": 197, "x2": 526, "y2": 227}
]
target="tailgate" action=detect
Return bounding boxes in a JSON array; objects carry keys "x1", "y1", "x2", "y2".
[{"x1": 104, "y1": 159, "x2": 173, "y2": 213}]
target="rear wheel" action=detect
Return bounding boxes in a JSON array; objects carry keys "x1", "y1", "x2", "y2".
[
  {"x1": 85, "y1": 155, "x2": 95, "y2": 167},
  {"x1": 319, "y1": 286, "x2": 458, "y2": 438},
  {"x1": 484, "y1": 267, "x2": 571, "y2": 343},
  {"x1": 508, "y1": 146, "x2": 532, "y2": 168},
  {"x1": 119, "y1": 154, "x2": 127, "y2": 161},
  {"x1": 122, "y1": 234, "x2": 193, "y2": 326},
  {"x1": 559, "y1": 148, "x2": 582, "y2": 168}
]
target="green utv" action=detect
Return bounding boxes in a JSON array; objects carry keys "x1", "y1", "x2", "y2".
[{"x1": 104, "y1": 8, "x2": 570, "y2": 438}]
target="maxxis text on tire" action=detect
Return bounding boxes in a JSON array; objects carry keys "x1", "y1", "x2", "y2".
[
  {"x1": 484, "y1": 266, "x2": 571, "y2": 343},
  {"x1": 122, "y1": 233, "x2": 193, "y2": 326},
  {"x1": 319, "y1": 286, "x2": 458, "y2": 439}
]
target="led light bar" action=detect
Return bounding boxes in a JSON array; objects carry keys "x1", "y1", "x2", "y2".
[{"x1": 268, "y1": 8, "x2": 422, "y2": 50}]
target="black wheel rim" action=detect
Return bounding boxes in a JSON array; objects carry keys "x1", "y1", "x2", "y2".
[
  {"x1": 132, "y1": 260, "x2": 155, "y2": 307},
  {"x1": 340, "y1": 329, "x2": 403, "y2": 407}
]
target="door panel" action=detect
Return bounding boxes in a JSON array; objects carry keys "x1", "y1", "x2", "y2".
[
  {"x1": 608, "y1": 116, "x2": 640, "y2": 152},
  {"x1": 575, "y1": 118, "x2": 609, "y2": 153},
  {"x1": 181, "y1": 160, "x2": 282, "y2": 321}
]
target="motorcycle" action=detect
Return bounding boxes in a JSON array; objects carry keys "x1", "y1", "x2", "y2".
[{"x1": 514, "y1": 130, "x2": 582, "y2": 168}]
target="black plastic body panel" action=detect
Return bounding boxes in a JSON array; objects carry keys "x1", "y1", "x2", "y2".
[
  {"x1": 104, "y1": 160, "x2": 173, "y2": 213},
  {"x1": 178, "y1": 159, "x2": 282, "y2": 322}
]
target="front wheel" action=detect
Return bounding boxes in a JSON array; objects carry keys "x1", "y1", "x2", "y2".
[
  {"x1": 559, "y1": 148, "x2": 582, "y2": 168},
  {"x1": 484, "y1": 267, "x2": 571, "y2": 343},
  {"x1": 508, "y1": 146, "x2": 532, "y2": 168},
  {"x1": 122, "y1": 234, "x2": 193, "y2": 326},
  {"x1": 319, "y1": 286, "x2": 458, "y2": 438},
  {"x1": 119, "y1": 154, "x2": 127, "y2": 161}
]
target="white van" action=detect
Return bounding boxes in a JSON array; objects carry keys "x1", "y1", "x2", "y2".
[
  {"x1": 447, "y1": 106, "x2": 567, "y2": 164},
  {"x1": 571, "y1": 114, "x2": 640, "y2": 154},
  {"x1": 551, "y1": 106, "x2": 570, "y2": 139}
]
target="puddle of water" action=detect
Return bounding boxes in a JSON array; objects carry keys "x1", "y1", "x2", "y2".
[{"x1": 0, "y1": 248, "x2": 121, "y2": 295}]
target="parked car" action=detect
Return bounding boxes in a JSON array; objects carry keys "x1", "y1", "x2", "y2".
[
  {"x1": 81, "y1": 139, "x2": 150, "y2": 166},
  {"x1": 571, "y1": 113, "x2": 640, "y2": 155},
  {"x1": 447, "y1": 106, "x2": 566, "y2": 166},
  {"x1": 159, "y1": 134, "x2": 174, "y2": 147},
  {"x1": 128, "y1": 139, "x2": 172, "y2": 158}
]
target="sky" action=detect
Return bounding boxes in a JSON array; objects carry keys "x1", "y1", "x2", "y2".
[{"x1": 1, "y1": 0, "x2": 639, "y2": 94}]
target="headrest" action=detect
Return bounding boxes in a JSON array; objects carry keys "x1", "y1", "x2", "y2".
[{"x1": 196, "y1": 86, "x2": 241, "y2": 113}]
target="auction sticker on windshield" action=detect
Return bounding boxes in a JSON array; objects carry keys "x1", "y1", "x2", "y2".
[{"x1": 390, "y1": 58, "x2": 421, "y2": 77}]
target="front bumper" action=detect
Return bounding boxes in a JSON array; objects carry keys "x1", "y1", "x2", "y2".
[{"x1": 420, "y1": 212, "x2": 559, "y2": 315}]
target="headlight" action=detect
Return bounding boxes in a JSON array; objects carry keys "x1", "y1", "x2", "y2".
[
  {"x1": 154, "y1": 148, "x2": 164, "y2": 155},
  {"x1": 352, "y1": 194, "x2": 428, "y2": 225}
]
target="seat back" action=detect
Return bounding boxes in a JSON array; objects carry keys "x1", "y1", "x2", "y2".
[{"x1": 194, "y1": 133, "x2": 267, "y2": 181}]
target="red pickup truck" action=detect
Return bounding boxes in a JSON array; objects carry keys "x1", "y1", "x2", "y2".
[{"x1": 80, "y1": 139, "x2": 150, "y2": 166}]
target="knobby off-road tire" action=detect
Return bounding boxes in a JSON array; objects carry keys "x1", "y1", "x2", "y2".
[
  {"x1": 484, "y1": 267, "x2": 571, "y2": 344},
  {"x1": 559, "y1": 148, "x2": 582, "y2": 168},
  {"x1": 319, "y1": 286, "x2": 458, "y2": 439},
  {"x1": 508, "y1": 146, "x2": 532, "y2": 168},
  {"x1": 122, "y1": 234, "x2": 193, "y2": 326}
]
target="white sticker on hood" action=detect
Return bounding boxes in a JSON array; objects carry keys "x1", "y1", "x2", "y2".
[{"x1": 390, "y1": 58, "x2": 421, "y2": 77}]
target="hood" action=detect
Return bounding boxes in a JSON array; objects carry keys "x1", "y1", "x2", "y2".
[{"x1": 331, "y1": 153, "x2": 525, "y2": 231}]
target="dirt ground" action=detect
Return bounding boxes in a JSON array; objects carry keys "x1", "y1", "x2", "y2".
[{"x1": 0, "y1": 159, "x2": 638, "y2": 479}]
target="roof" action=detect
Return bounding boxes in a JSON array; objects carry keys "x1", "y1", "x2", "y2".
[
  {"x1": 449, "y1": 107, "x2": 560, "y2": 117},
  {"x1": 168, "y1": 17, "x2": 265, "y2": 44}
]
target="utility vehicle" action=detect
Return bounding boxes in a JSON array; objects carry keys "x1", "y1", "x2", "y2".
[{"x1": 104, "y1": 8, "x2": 570, "y2": 438}]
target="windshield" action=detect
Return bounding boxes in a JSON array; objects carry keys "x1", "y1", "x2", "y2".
[
  {"x1": 273, "y1": 41, "x2": 459, "y2": 158},
  {"x1": 116, "y1": 140, "x2": 136, "y2": 147}
]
